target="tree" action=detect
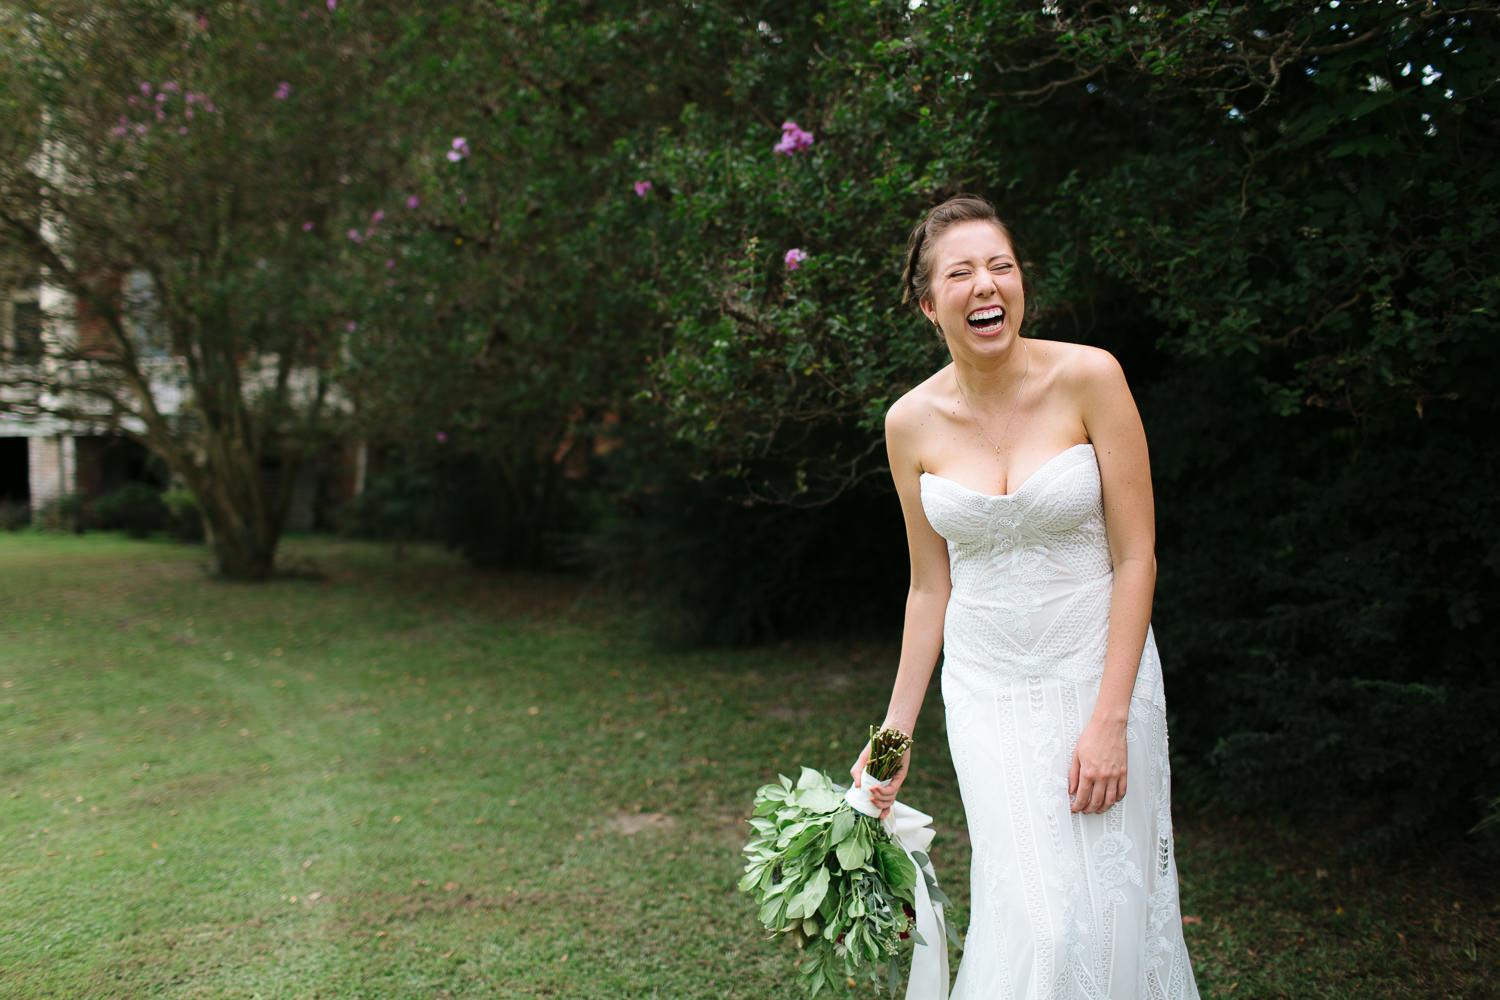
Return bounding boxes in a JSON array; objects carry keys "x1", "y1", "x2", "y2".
[
  {"x1": 618, "y1": 0, "x2": 1500, "y2": 842},
  {"x1": 0, "y1": 0, "x2": 405, "y2": 579}
]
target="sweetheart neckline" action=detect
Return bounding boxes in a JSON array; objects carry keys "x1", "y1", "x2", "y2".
[{"x1": 920, "y1": 442, "x2": 1094, "y2": 499}]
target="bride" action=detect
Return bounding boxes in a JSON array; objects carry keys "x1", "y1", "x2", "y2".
[{"x1": 851, "y1": 195, "x2": 1200, "y2": 999}]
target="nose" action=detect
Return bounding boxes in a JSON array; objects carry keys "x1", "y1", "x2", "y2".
[{"x1": 973, "y1": 267, "x2": 997, "y2": 297}]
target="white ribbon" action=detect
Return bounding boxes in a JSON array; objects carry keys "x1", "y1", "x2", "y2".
[{"x1": 845, "y1": 771, "x2": 950, "y2": 1000}]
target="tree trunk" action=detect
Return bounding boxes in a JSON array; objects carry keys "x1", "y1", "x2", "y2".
[{"x1": 200, "y1": 495, "x2": 281, "y2": 581}]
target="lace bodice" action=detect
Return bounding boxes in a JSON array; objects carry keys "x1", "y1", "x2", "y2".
[{"x1": 920, "y1": 443, "x2": 1165, "y2": 712}]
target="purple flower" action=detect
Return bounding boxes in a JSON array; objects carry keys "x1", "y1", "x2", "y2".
[
  {"x1": 302, "y1": 221, "x2": 314, "y2": 231},
  {"x1": 347, "y1": 322, "x2": 358, "y2": 333},
  {"x1": 385, "y1": 259, "x2": 395, "y2": 269},
  {"x1": 327, "y1": 0, "x2": 337, "y2": 10},
  {"x1": 773, "y1": 120, "x2": 815, "y2": 155},
  {"x1": 784, "y1": 248, "x2": 808, "y2": 270},
  {"x1": 139, "y1": 81, "x2": 152, "y2": 96},
  {"x1": 156, "y1": 92, "x2": 168, "y2": 103},
  {"x1": 446, "y1": 137, "x2": 470, "y2": 162},
  {"x1": 406, "y1": 195, "x2": 420, "y2": 209},
  {"x1": 184, "y1": 92, "x2": 196, "y2": 104},
  {"x1": 633, "y1": 179, "x2": 652, "y2": 197},
  {"x1": 436, "y1": 431, "x2": 448, "y2": 444},
  {"x1": 347, "y1": 229, "x2": 362, "y2": 242},
  {"x1": 274, "y1": 82, "x2": 291, "y2": 100},
  {"x1": 178, "y1": 126, "x2": 188, "y2": 135},
  {"x1": 162, "y1": 81, "x2": 180, "y2": 94},
  {"x1": 371, "y1": 209, "x2": 385, "y2": 224}
]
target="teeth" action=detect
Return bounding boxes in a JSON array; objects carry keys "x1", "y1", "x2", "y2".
[{"x1": 968, "y1": 307, "x2": 1004, "y2": 323}]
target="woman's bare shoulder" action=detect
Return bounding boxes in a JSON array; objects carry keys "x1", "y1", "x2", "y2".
[
  {"x1": 886, "y1": 365, "x2": 954, "y2": 434},
  {"x1": 1027, "y1": 340, "x2": 1126, "y2": 398}
]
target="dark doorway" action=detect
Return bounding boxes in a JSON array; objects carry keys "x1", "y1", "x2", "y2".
[
  {"x1": 0, "y1": 437, "x2": 27, "y2": 504},
  {"x1": 74, "y1": 435, "x2": 162, "y2": 496}
]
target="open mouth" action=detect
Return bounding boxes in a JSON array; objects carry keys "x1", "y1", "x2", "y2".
[{"x1": 967, "y1": 306, "x2": 1005, "y2": 333}]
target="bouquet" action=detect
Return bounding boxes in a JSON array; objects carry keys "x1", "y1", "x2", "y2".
[{"x1": 739, "y1": 728, "x2": 955, "y2": 997}]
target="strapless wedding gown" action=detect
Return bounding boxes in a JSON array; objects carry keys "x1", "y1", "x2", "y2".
[{"x1": 920, "y1": 443, "x2": 1199, "y2": 1000}]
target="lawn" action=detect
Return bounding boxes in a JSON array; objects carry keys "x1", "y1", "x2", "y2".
[{"x1": 1, "y1": 534, "x2": 1494, "y2": 999}]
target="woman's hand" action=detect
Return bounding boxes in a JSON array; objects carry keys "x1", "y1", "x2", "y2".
[
  {"x1": 1069, "y1": 716, "x2": 1128, "y2": 814},
  {"x1": 850, "y1": 741, "x2": 911, "y2": 820}
]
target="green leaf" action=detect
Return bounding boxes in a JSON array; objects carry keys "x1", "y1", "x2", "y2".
[
  {"x1": 785, "y1": 865, "x2": 830, "y2": 919},
  {"x1": 836, "y1": 830, "x2": 872, "y2": 871},
  {"x1": 829, "y1": 807, "x2": 856, "y2": 845},
  {"x1": 876, "y1": 840, "x2": 917, "y2": 891}
]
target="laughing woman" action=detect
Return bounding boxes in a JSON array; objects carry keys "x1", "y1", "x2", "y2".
[{"x1": 852, "y1": 195, "x2": 1200, "y2": 999}]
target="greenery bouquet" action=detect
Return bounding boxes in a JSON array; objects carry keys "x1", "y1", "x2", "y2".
[{"x1": 739, "y1": 728, "x2": 955, "y2": 997}]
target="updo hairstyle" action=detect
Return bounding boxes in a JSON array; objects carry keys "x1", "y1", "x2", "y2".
[{"x1": 900, "y1": 195, "x2": 1022, "y2": 310}]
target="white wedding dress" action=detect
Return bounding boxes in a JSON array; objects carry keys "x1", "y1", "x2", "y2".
[{"x1": 920, "y1": 443, "x2": 1199, "y2": 1000}]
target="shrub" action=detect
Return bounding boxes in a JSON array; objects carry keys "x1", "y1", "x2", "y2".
[
  {"x1": 161, "y1": 488, "x2": 204, "y2": 542},
  {"x1": 93, "y1": 482, "x2": 169, "y2": 538},
  {"x1": 0, "y1": 500, "x2": 28, "y2": 531},
  {"x1": 33, "y1": 493, "x2": 91, "y2": 533}
]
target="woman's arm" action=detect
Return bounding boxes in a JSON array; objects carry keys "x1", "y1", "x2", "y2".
[
  {"x1": 1070, "y1": 347, "x2": 1157, "y2": 814},
  {"x1": 851, "y1": 394, "x2": 952, "y2": 817}
]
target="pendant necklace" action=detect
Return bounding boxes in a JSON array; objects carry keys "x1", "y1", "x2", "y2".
[{"x1": 956, "y1": 340, "x2": 1030, "y2": 455}]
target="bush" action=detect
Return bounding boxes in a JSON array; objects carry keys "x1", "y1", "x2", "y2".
[
  {"x1": 33, "y1": 493, "x2": 91, "y2": 533},
  {"x1": 93, "y1": 482, "x2": 169, "y2": 538},
  {"x1": 583, "y1": 450, "x2": 908, "y2": 648},
  {"x1": 160, "y1": 488, "x2": 204, "y2": 542},
  {"x1": 0, "y1": 500, "x2": 28, "y2": 531}
]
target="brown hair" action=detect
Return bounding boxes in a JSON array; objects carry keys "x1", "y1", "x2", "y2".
[{"x1": 900, "y1": 194, "x2": 1020, "y2": 309}]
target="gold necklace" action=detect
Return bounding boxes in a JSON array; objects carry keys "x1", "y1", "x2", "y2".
[{"x1": 955, "y1": 340, "x2": 1030, "y2": 455}]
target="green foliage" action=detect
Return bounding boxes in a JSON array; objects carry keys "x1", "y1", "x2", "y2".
[
  {"x1": 583, "y1": 456, "x2": 907, "y2": 646},
  {"x1": 91, "y1": 481, "x2": 168, "y2": 538},
  {"x1": 601, "y1": 0, "x2": 1500, "y2": 847},
  {"x1": 31, "y1": 492, "x2": 90, "y2": 534},
  {"x1": 0, "y1": 499, "x2": 28, "y2": 531},
  {"x1": 159, "y1": 487, "x2": 202, "y2": 542},
  {"x1": 739, "y1": 768, "x2": 929, "y2": 996}
]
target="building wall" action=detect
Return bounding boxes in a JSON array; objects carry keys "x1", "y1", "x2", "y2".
[{"x1": 26, "y1": 434, "x2": 74, "y2": 513}]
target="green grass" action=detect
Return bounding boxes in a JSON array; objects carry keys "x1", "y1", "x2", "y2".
[{"x1": 1, "y1": 533, "x2": 1494, "y2": 999}]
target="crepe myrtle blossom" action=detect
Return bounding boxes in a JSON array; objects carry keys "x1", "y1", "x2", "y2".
[
  {"x1": 346, "y1": 321, "x2": 357, "y2": 332},
  {"x1": 406, "y1": 195, "x2": 420, "y2": 209},
  {"x1": 784, "y1": 248, "x2": 808, "y2": 270},
  {"x1": 327, "y1": 0, "x2": 337, "y2": 9},
  {"x1": 274, "y1": 82, "x2": 291, "y2": 100},
  {"x1": 773, "y1": 120, "x2": 814, "y2": 155},
  {"x1": 371, "y1": 209, "x2": 385, "y2": 224},
  {"x1": 446, "y1": 137, "x2": 471, "y2": 162},
  {"x1": 347, "y1": 229, "x2": 362, "y2": 242},
  {"x1": 302, "y1": 221, "x2": 314, "y2": 232},
  {"x1": 436, "y1": 431, "x2": 448, "y2": 444},
  {"x1": 633, "y1": 179, "x2": 652, "y2": 197}
]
